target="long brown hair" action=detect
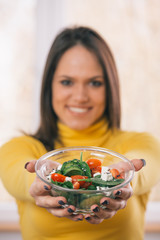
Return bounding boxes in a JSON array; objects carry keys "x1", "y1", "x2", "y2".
[{"x1": 32, "y1": 26, "x2": 121, "y2": 151}]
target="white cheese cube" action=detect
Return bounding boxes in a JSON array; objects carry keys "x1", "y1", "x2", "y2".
[
  {"x1": 101, "y1": 166, "x2": 110, "y2": 175},
  {"x1": 65, "y1": 177, "x2": 72, "y2": 182},
  {"x1": 101, "y1": 166, "x2": 113, "y2": 181}
]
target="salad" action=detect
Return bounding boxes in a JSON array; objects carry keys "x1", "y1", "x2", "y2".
[{"x1": 46, "y1": 152, "x2": 125, "y2": 191}]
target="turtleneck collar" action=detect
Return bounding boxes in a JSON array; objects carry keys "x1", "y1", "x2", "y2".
[{"x1": 55, "y1": 117, "x2": 112, "y2": 148}]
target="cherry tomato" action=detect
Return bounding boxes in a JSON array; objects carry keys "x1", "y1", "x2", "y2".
[
  {"x1": 73, "y1": 182, "x2": 80, "y2": 189},
  {"x1": 86, "y1": 159, "x2": 102, "y2": 176},
  {"x1": 110, "y1": 168, "x2": 119, "y2": 178},
  {"x1": 71, "y1": 175, "x2": 88, "y2": 187},
  {"x1": 110, "y1": 168, "x2": 124, "y2": 179},
  {"x1": 86, "y1": 159, "x2": 102, "y2": 170},
  {"x1": 51, "y1": 173, "x2": 66, "y2": 182}
]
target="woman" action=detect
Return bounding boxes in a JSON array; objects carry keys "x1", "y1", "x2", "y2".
[{"x1": 0, "y1": 26, "x2": 160, "y2": 240}]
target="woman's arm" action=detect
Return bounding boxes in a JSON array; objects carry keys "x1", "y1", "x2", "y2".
[
  {"x1": 0, "y1": 136, "x2": 46, "y2": 202},
  {"x1": 123, "y1": 133, "x2": 160, "y2": 195}
]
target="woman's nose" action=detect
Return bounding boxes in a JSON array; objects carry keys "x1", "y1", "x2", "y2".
[{"x1": 72, "y1": 84, "x2": 89, "y2": 103}]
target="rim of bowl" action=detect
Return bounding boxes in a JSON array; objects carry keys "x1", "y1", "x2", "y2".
[{"x1": 35, "y1": 146, "x2": 135, "y2": 193}]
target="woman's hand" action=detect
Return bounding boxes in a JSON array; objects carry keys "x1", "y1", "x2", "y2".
[
  {"x1": 84, "y1": 183, "x2": 132, "y2": 224},
  {"x1": 84, "y1": 158, "x2": 146, "y2": 224},
  {"x1": 25, "y1": 161, "x2": 83, "y2": 222}
]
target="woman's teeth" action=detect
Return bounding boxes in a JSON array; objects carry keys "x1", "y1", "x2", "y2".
[{"x1": 69, "y1": 107, "x2": 89, "y2": 113}]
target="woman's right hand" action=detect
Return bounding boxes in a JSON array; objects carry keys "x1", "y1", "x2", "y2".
[{"x1": 25, "y1": 160, "x2": 83, "y2": 221}]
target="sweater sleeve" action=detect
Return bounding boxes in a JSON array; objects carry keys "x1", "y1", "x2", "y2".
[
  {"x1": 0, "y1": 136, "x2": 47, "y2": 202},
  {"x1": 122, "y1": 133, "x2": 160, "y2": 195}
]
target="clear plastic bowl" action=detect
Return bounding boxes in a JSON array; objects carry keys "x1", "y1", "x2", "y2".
[{"x1": 35, "y1": 146, "x2": 134, "y2": 214}]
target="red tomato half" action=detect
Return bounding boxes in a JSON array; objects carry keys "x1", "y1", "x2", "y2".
[
  {"x1": 51, "y1": 173, "x2": 66, "y2": 182},
  {"x1": 71, "y1": 175, "x2": 88, "y2": 187},
  {"x1": 91, "y1": 166, "x2": 102, "y2": 175},
  {"x1": 116, "y1": 173, "x2": 125, "y2": 179}
]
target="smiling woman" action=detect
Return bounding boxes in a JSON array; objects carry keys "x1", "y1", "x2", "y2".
[
  {"x1": 33, "y1": 27, "x2": 121, "y2": 151},
  {"x1": 0, "y1": 26, "x2": 160, "y2": 240}
]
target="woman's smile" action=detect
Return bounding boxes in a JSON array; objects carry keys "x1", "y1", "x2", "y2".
[{"x1": 67, "y1": 106, "x2": 92, "y2": 114}]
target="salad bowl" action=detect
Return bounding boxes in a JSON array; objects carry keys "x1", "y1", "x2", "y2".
[{"x1": 35, "y1": 146, "x2": 135, "y2": 214}]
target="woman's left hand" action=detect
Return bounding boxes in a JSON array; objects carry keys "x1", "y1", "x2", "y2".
[
  {"x1": 84, "y1": 158, "x2": 145, "y2": 224},
  {"x1": 84, "y1": 183, "x2": 132, "y2": 224}
]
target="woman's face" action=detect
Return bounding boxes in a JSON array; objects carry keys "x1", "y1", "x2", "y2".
[{"x1": 52, "y1": 45, "x2": 106, "y2": 130}]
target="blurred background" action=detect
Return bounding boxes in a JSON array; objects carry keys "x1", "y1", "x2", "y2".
[{"x1": 0, "y1": 0, "x2": 160, "y2": 239}]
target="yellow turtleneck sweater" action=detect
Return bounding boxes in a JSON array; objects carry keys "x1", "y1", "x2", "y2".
[{"x1": 0, "y1": 118, "x2": 160, "y2": 240}]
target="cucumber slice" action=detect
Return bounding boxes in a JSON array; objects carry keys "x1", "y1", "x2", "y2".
[{"x1": 63, "y1": 167, "x2": 83, "y2": 176}]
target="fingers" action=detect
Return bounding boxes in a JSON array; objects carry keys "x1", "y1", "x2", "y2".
[
  {"x1": 131, "y1": 159, "x2": 146, "y2": 171},
  {"x1": 29, "y1": 177, "x2": 67, "y2": 208},
  {"x1": 24, "y1": 160, "x2": 37, "y2": 173},
  {"x1": 47, "y1": 205, "x2": 76, "y2": 218},
  {"x1": 47, "y1": 202, "x2": 84, "y2": 220},
  {"x1": 85, "y1": 199, "x2": 122, "y2": 222},
  {"x1": 85, "y1": 214, "x2": 104, "y2": 224},
  {"x1": 100, "y1": 185, "x2": 132, "y2": 210},
  {"x1": 35, "y1": 195, "x2": 67, "y2": 208},
  {"x1": 85, "y1": 184, "x2": 133, "y2": 223},
  {"x1": 48, "y1": 206, "x2": 84, "y2": 221},
  {"x1": 85, "y1": 201, "x2": 117, "y2": 222},
  {"x1": 100, "y1": 196, "x2": 127, "y2": 211},
  {"x1": 113, "y1": 184, "x2": 133, "y2": 200},
  {"x1": 29, "y1": 175, "x2": 51, "y2": 197},
  {"x1": 109, "y1": 158, "x2": 146, "y2": 174},
  {"x1": 67, "y1": 214, "x2": 84, "y2": 222},
  {"x1": 39, "y1": 197, "x2": 83, "y2": 220}
]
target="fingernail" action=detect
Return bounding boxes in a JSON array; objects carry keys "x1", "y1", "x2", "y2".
[
  {"x1": 93, "y1": 206, "x2": 99, "y2": 212},
  {"x1": 44, "y1": 185, "x2": 49, "y2": 191},
  {"x1": 58, "y1": 200, "x2": 65, "y2": 205},
  {"x1": 24, "y1": 162, "x2": 29, "y2": 169},
  {"x1": 115, "y1": 190, "x2": 122, "y2": 196},
  {"x1": 102, "y1": 200, "x2": 109, "y2": 205},
  {"x1": 68, "y1": 208, "x2": 74, "y2": 213},
  {"x1": 85, "y1": 216, "x2": 91, "y2": 220},
  {"x1": 141, "y1": 159, "x2": 146, "y2": 167},
  {"x1": 78, "y1": 218, "x2": 83, "y2": 221}
]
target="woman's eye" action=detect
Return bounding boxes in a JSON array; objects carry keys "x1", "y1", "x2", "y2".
[
  {"x1": 90, "y1": 80, "x2": 103, "y2": 87},
  {"x1": 60, "y1": 80, "x2": 72, "y2": 86}
]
